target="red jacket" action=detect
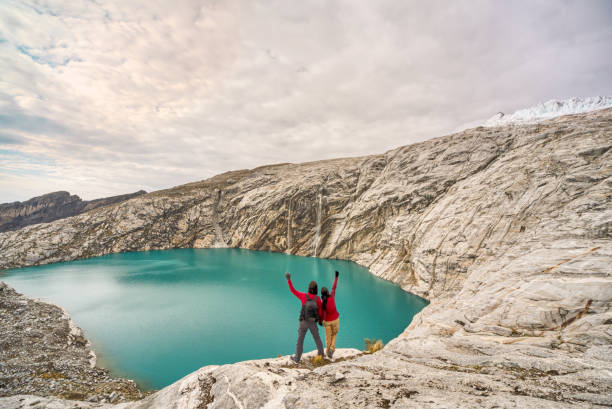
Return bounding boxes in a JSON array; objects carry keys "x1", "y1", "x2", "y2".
[
  {"x1": 287, "y1": 279, "x2": 323, "y2": 320},
  {"x1": 322, "y1": 276, "x2": 339, "y2": 322}
]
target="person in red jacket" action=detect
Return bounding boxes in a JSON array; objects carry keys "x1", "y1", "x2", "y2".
[
  {"x1": 285, "y1": 272, "x2": 325, "y2": 363},
  {"x1": 320, "y1": 270, "x2": 340, "y2": 358}
]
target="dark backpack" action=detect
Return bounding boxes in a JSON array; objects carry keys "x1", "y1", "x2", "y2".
[{"x1": 300, "y1": 294, "x2": 319, "y2": 322}]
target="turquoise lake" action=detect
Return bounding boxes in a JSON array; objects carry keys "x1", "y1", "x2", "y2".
[{"x1": 1, "y1": 248, "x2": 428, "y2": 389}]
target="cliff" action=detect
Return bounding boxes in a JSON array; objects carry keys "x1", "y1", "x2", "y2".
[
  {"x1": 0, "y1": 108, "x2": 610, "y2": 408},
  {"x1": 0, "y1": 190, "x2": 147, "y2": 233}
]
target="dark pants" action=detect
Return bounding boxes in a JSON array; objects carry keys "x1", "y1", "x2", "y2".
[{"x1": 295, "y1": 319, "x2": 325, "y2": 361}]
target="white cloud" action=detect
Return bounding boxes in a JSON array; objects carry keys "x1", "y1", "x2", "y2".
[{"x1": 0, "y1": 0, "x2": 611, "y2": 202}]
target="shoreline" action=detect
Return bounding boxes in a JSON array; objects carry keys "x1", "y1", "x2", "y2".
[
  {"x1": 0, "y1": 247, "x2": 427, "y2": 396},
  {"x1": 0, "y1": 282, "x2": 146, "y2": 404},
  {"x1": 0, "y1": 246, "x2": 433, "y2": 302}
]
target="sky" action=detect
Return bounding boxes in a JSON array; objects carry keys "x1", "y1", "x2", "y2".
[{"x1": 1, "y1": 0, "x2": 611, "y2": 202}]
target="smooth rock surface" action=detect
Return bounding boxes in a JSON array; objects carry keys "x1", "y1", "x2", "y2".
[{"x1": 0, "y1": 108, "x2": 611, "y2": 408}]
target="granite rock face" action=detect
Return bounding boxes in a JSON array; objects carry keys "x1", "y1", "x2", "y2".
[
  {"x1": 122, "y1": 344, "x2": 610, "y2": 409},
  {"x1": 0, "y1": 190, "x2": 146, "y2": 233},
  {"x1": 0, "y1": 109, "x2": 610, "y2": 408}
]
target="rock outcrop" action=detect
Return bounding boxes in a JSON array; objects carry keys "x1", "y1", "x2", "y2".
[
  {"x1": 0, "y1": 282, "x2": 142, "y2": 403},
  {"x1": 0, "y1": 190, "x2": 147, "y2": 233},
  {"x1": 0, "y1": 108, "x2": 610, "y2": 408}
]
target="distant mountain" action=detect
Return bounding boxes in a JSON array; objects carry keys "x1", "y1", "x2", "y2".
[
  {"x1": 454, "y1": 96, "x2": 612, "y2": 132},
  {"x1": 0, "y1": 190, "x2": 147, "y2": 232},
  {"x1": 482, "y1": 96, "x2": 612, "y2": 127}
]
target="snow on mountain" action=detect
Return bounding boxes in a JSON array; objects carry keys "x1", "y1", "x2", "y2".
[
  {"x1": 453, "y1": 96, "x2": 612, "y2": 133},
  {"x1": 482, "y1": 96, "x2": 612, "y2": 127}
]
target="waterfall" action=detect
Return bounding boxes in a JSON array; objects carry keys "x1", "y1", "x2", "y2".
[
  {"x1": 312, "y1": 188, "x2": 323, "y2": 257},
  {"x1": 212, "y1": 189, "x2": 227, "y2": 247},
  {"x1": 286, "y1": 201, "x2": 292, "y2": 253}
]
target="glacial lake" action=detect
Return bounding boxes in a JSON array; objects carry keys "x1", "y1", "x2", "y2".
[{"x1": 1, "y1": 248, "x2": 428, "y2": 389}]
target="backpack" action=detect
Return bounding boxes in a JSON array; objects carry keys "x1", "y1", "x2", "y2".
[{"x1": 299, "y1": 294, "x2": 319, "y2": 322}]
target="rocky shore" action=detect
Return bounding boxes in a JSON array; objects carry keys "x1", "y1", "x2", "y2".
[
  {"x1": 0, "y1": 108, "x2": 610, "y2": 408},
  {"x1": 0, "y1": 282, "x2": 143, "y2": 404}
]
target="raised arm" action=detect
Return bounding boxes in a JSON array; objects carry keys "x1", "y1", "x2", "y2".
[
  {"x1": 331, "y1": 270, "x2": 339, "y2": 297},
  {"x1": 286, "y1": 273, "x2": 303, "y2": 299}
]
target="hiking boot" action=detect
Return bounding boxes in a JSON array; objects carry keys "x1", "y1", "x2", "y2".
[
  {"x1": 290, "y1": 355, "x2": 300, "y2": 364},
  {"x1": 327, "y1": 349, "x2": 334, "y2": 359}
]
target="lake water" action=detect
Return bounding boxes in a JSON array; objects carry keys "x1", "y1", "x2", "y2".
[{"x1": 1, "y1": 248, "x2": 428, "y2": 389}]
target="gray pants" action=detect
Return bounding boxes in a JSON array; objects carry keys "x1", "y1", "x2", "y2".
[{"x1": 295, "y1": 319, "x2": 325, "y2": 361}]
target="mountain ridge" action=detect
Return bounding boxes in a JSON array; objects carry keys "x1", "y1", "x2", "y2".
[
  {"x1": 454, "y1": 95, "x2": 612, "y2": 132},
  {"x1": 0, "y1": 190, "x2": 147, "y2": 233},
  {"x1": 0, "y1": 107, "x2": 610, "y2": 408}
]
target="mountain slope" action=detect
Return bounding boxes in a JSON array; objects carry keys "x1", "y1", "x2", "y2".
[
  {"x1": 455, "y1": 96, "x2": 612, "y2": 132},
  {"x1": 0, "y1": 108, "x2": 610, "y2": 408},
  {"x1": 0, "y1": 190, "x2": 147, "y2": 233},
  {"x1": 483, "y1": 96, "x2": 612, "y2": 127}
]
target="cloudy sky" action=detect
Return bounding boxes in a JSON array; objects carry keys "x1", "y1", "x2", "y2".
[{"x1": 1, "y1": 0, "x2": 611, "y2": 202}]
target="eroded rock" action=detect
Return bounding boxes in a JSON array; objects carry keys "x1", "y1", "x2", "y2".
[{"x1": 0, "y1": 109, "x2": 610, "y2": 408}]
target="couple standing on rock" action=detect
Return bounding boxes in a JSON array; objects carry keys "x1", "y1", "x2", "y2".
[{"x1": 285, "y1": 270, "x2": 340, "y2": 363}]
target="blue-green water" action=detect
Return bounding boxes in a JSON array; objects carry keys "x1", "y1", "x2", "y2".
[{"x1": 1, "y1": 248, "x2": 427, "y2": 389}]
